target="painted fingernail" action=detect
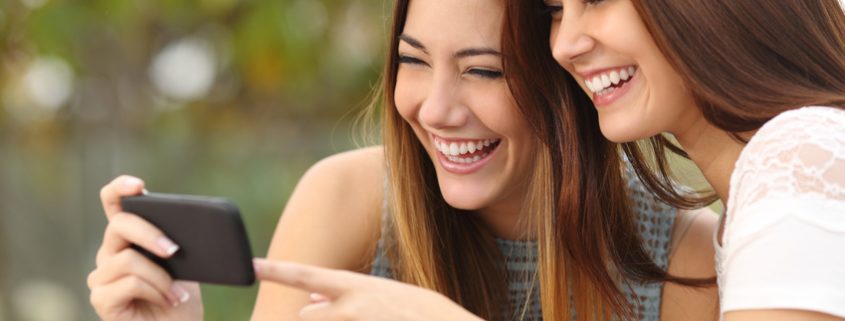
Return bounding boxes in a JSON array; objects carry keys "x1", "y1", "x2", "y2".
[
  {"x1": 171, "y1": 284, "x2": 190, "y2": 306},
  {"x1": 253, "y1": 259, "x2": 262, "y2": 273},
  {"x1": 309, "y1": 292, "x2": 328, "y2": 303},
  {"x1": 124, "y1": 177, "x2": 142, "y2": 189},
  {"x1": 157, "y1": 237, "x2": 179, "y2": 256}
]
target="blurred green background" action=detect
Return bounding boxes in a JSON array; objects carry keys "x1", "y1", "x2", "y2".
[{"x1": 0, "y1": 0, "x2": 385, "y2": 320}]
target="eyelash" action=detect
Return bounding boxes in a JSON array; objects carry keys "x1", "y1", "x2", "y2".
[
  {"x1": 542, "y1": 0, "x2": 604, "y2": 17},
  {"x1": 467, "y1": 69, "x2": 503, "y2": 79},
  {"x1": 398, "y1": 55, "x2": 426, "y2": 66},
  {"x1": 397, "y1": 55, "x2": 504, "y2": 79}
]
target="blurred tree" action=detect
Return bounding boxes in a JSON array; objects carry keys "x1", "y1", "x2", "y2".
[{"x1": 0, "y1": 0, "x2": 385, "y2": 320}]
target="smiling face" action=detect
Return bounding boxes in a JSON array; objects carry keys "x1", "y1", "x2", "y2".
[
  {"x1": 546, "y1": 0, "x2": 701, "y2": 142},
  {"x1": 394, "y1": 0, "x2": 537, "y2": 214}
]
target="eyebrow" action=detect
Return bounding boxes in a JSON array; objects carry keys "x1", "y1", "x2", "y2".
[{"x1": 399, "y1": 34, "x2": 501, "y2": 58}]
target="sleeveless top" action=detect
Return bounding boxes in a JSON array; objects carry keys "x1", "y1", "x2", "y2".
[{"x1": 371, "y1": 167, "x2": 678, "y2": 321}]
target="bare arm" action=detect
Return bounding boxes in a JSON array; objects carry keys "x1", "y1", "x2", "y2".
[
  {"x1": 724, "y1": 310, "x2": 845, "y2": 321},
  {"x1": 660, "y1": 207, "x2": 720, "y2": 321},
  {"x1": 251, "y1": 146, "x2": 385, "y2": 320}
]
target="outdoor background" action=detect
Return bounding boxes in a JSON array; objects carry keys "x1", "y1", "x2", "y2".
[
  {"x1": 0, "y1": 0, "x2": 795, "y2": 318},
  {"x1": 0, "y1": 0, "x2": 386, "y2": 320}
]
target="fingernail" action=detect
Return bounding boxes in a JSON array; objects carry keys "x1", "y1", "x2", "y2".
[
  {"x1": 142, "y1": 188, "x2": 149, "y2": 195},
  {"x1": 124, "y1": 177, "x2": 142, "y2": 189},
  {"x1": 253, "y1": 259, "x2": 262, "y2": 273},
  {"x1": 157, "y1": 237, "x2": 179, "y2": 256},
  {"x1": 309, "y1": 292, "x2": 328, "y2": 303},
  {"x1": 171, "y1": 284, "x2": 190, "y2": 306}
]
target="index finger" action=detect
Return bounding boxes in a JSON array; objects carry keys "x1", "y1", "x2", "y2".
[
  {"x1": 100, "y1": 175, "x2": 146, "y2": 218},
  {"x1": 253, "y1": 259, "x2": 356, "y2": 299}
]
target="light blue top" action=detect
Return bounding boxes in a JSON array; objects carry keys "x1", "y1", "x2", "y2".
[{"x1": 371, "y1": 169, "x2": 677, "y2": 321}]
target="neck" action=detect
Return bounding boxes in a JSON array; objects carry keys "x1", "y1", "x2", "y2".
[
  {"x1": 477, "y1": 194, "x2": 528, "y2": 241},
  {"x1": 673, "y1": 115, "x2": 746, "y2": 204}
]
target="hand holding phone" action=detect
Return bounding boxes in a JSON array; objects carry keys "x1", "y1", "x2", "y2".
[{"x1": 121, "y1": 192, "x2": 255, "y2": 286}]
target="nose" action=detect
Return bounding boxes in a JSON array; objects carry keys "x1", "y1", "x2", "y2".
[
  {"x1": 550, "y1": 14, "x2": 595, "y2": 65},
  {"x1": 417, "y1": 73, "x2": 468, "y2": 129}
]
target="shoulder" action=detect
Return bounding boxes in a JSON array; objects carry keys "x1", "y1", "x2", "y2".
[
  {"x1": 303, "y1": 145, "x2": 385, "y2": 197},
  {"x1": 292, "y1": 145, "x2": 386, "y2": 235},
  {"x1": 269, "y1": 146, "x2": 385, "y2": 267},
  {"x1": 744, "y1": 106, "x2": 845, "y2": 160},
  {"x1": 254, "y1": 146, "x2": 386, "y2": 318},
  {"x1": 732, "y1": 106, "x2": 845, "y2": 209}
]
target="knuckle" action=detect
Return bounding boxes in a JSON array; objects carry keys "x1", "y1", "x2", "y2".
[
  {"x1": 86, "y1": 270, "x2": 99, "y2": 288},
  {"x1": 125, "y1": 275, "x2": 143, "y2": 289},
  {"x1": 94, "y1": 247, "x2": 106, "y2": 266},
  {"x1": 288, "y1": 265, "x2": 315, "y2": 288},
  {"x1": 115, "y1": 249, "x2": 137, "y2": 268},
  {"x1": 89, "y1": 287, "x2": 108, "y2": 308},
  {"x1": 99, "y1": 185, "x2": 112, "y2": 202}
]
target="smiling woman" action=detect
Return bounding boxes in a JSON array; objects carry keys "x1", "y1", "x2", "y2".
[
  {"x1": 87, "y1": 0, "x2": 719, "y2": 320},
  {"x1": 540, "y1": 0, "x2": 845, "y2": 320}
]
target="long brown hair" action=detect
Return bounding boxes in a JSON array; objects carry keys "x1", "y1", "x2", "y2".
[
  {"x1": 502, "y1": 2, "x2": 713, "y2": 320},
  {"x1": 376, "y1": 1, "x2": 546, "y2": 320},
  {"x1": 623, "y1": 0, "x2": 845, "y2": 207}
]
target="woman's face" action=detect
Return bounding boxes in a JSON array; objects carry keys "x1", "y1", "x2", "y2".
[
  {"x1": 394, "y1": 0, "x2": 537, "y2": 213},
  {"x1": 546, "y1": 0, "x2": 700, "y2": 142}
]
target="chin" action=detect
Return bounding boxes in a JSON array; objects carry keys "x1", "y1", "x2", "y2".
[
  {"x1": 439, "y1": 186, "x2": 488, "y2": 211},
  {"x1": 598, "y1": 116, "x2": 649, "y2": 143}
]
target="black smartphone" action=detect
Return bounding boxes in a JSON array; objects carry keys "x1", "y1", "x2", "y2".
[{"x1": 121, "y1": 193, "x2": 255, "y2": 286}]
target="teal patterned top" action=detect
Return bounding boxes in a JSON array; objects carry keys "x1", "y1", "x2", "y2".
[{"x1": 371, "y1": 168, "x2": 677, "y2": 321}]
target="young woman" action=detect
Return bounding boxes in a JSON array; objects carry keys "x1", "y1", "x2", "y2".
[
  {"x1": 87, "y1": 0, "x2": 717, "y2": 320},
  {"x1": 540, "y1": 0, "x2": 845, "y2": 320}
]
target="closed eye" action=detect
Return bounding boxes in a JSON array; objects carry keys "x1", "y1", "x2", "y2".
[
  {"x1": 398, "y1": 55, "x2": 427, "y2": 67},
  {"x1": 467, "y1": 68, "x2": 503, "y2": 79}
]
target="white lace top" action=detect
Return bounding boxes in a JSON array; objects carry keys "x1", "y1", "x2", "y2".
[{"x1": 715, "y1": 106, "x2": 845, "y2": 317}]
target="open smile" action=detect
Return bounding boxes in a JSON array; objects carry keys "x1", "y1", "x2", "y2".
[
  {"x1": 431, "y1": 135, "x2": 502, "y2": 174},
  {"x1": 582, "y1": 65, "x2": 638, "y2": 107}
]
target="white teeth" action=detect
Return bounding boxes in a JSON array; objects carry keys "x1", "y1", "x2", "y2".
[
  {"x1": 609, "y1": 71, "x2": 620, "y2": 85},
  {"x1": 449, "y1": 143, "x2": 459, "y2": 156},
  {"x1": 433, "y1": 137, "x2": 499, "y2": 165},
  {"x1": 585, "y1": 79, "x2": 595, "y2": 92},
  {"x1": 445, "y1": 153, "x2": 488, "y2": 164},
  {"x1": 600, "y1": 74, "x2": 611, "y2": 88},
  {"x1": 590, "y1": 76, "x2": 602, "y2": 92},
  {"x1": 585, "y1": 66, "x2": 637, "y2": 94}
]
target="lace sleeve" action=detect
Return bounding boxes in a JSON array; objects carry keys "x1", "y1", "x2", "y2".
[{"x1": 720, "y1": 106, "x2": 845, "y2": 317}]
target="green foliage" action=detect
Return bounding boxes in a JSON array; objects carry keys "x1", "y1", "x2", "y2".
[{"x1": 0, "y1": 0, "x2": 384, "y2": 320}]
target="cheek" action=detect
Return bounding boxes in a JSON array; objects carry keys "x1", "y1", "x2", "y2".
[
  {"x1": 393, "y1": 72, "x2": 421, "y2": 122},
  {"x1": 471, "y1": 88, "x2": 530, "y2": 139}
]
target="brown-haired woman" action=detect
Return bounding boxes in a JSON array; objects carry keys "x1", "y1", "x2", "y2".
[
  {"x1": 542, "y1": 0, "x2": 845, "y2": 320},
  {"x1": 86, "y1": 0, "x2": 717, "y2": 320}
]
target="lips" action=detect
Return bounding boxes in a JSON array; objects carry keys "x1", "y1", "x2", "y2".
[
  {"x1": 584, "y1": 66, "x2": 637, "y2": 95},
  {"x1": 577, "y1": 65, "x2": 639, "y2": 107},
  {"x1": 433, "y1": 136, "x2": 501, "y2": 164}
]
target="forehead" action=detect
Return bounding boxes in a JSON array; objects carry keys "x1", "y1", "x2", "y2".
[{"x1": 402, "y1": 0, "x2": 504, "y2": 49}]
